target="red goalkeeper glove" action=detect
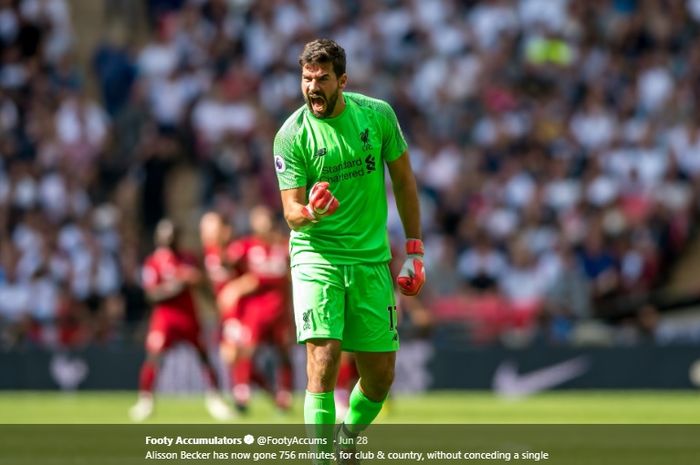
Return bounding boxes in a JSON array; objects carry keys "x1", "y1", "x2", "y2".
[
  {"x1": 397, "y1": 239, "x2": 425, "y2": 296},
  {"x1": 301, "y1": 181, "x2": 339, "y2": 223}
]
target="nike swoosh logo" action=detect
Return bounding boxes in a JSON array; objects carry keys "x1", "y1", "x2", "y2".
[{"x1": 492, "y1": 356, "x2": 590, "y2": 398}]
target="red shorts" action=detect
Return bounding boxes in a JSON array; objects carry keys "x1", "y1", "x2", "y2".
[
  {"x1": 221, "y1": 294, "x2": 291, "y2": 348},
  {"x1": 146, "y1": 308, "x2": 203, "y2": 353}
]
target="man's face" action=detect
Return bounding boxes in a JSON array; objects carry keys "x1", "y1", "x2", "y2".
[
  {"x1": 301, "y1": 62, "x2": 346, "y2": 118},
  {"x1": 155, "y1": 220, "x2": 177, "y2": 248}
]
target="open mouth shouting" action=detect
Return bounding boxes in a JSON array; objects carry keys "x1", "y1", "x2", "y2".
[{"x1": 308, "y1": 93, "x2": 327, "y2": 115}]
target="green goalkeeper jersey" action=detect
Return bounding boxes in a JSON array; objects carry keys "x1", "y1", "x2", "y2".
[{"x1": 274, "y1": 91, "x2": 407, "y2": 266}]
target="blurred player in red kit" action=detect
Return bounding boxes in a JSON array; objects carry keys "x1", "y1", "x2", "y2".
[
  {"x1": 200, "y1": 212, "x2": 253, "y2": 394},
  {"x1": 200, "y1": 211, "x2": 278, "y2": 412},
  {"x1": 200, "y1": 211, "x2": 235, "y2": 306},
  {"x1": 129, "y1": 219, "x2": 233, "y2": 422},
  {"x1": 217, "y1": 205, "x2": 294, "y2": 413}
]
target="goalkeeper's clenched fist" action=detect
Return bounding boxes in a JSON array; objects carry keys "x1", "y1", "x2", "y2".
[{"x1": 301, "y1": 181, "x2": 339, "y2": 223}]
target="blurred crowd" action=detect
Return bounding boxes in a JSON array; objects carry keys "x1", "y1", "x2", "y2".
[
  {"x1": 0, "y1": 0, "x2": 147, "y2": 349},
  {"x1": 2, "y1": 0, "x2": 700, "y2": 349}
]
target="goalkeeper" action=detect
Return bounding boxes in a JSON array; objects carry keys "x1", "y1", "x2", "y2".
[{"x1": 274, "y1": 39, "x2": 425, "y2": 462}]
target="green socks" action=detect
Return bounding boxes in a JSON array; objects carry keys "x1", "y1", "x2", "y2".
[
  {"x1": 304, "y1": 384, "x2": 386, "y2": 462},
  {"x1": 304, "y1": 390, "x2": 335, "y2": 464},
  {"x1": 304, "y1": 390, "x2": 336, "y2": 424},
  {"x1": 342, "y1": 382, "x2": 385, "y2": 436}
]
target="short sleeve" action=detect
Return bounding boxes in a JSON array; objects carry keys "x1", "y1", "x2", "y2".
[
  {"x1": 378, "y1": 101, "x2": 408, "y2": 163},
  {"x1": 273, "y1": 124, "x2": 306, "y2": 190}
]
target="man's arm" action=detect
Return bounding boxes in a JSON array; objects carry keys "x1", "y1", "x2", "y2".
[
  {"x1": 387, "y1": 151, "x2": 421, "y2": 240},
  {"x1": 216, "y1": 272, "x2": 261, "y2": 314},
  {"x1": 280, "y1": 183, "x2": 339, "y2": 231},
  {"x1": 146, "y1": 280, "x2": 185, "y2": 303},
  {"x1": 387, "y1": 151, "x2": 426, "y2": 296},
  {"x1": 281, "y1": 187, "x2": 314, "y2": 231},
  {"x1": 144, "y1": 264, "x2": 201, "y2": 303}
]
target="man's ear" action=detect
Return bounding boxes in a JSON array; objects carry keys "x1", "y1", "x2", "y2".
[{"x1": 338, "y1": 73, "x2": 348, "y2": 90}]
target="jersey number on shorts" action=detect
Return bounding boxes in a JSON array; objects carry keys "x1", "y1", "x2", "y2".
[{"x1": 387, "y1": 305, "x2": 397, "y2": 331}]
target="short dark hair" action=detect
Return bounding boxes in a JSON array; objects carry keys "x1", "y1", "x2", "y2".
[{"x1": 298, "y1": 39, "x2": 346, "y2": 78}]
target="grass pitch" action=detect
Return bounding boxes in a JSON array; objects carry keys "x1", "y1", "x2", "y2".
[
  {"x1": 1, "y1": 391, "x2": 699, "y2": 465},
  {"x1": 0, "y1": 390, "x2": 697, "y2": 424}
]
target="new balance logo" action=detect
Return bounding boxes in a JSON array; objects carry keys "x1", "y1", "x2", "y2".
[
  {"x1": 365, "y1": 154, "x2": 376, "y2": 173},
  {"x1": 314, "y1": 148, "x2": 327, "y2": 157}
]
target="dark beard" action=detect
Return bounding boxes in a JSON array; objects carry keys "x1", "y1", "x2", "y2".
[{"x1": 305, "y1": 88, "x2": 339, "y2": 118}]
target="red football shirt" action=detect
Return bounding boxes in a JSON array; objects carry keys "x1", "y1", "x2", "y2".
[
  {"x1": 142, "y1": 247, "x2": 198, "y2": 317},
  {"x1": 203, "y1": 244, "x2": 236, "y2": 296},
  {"x1": 225, "y1": 236, "x2": 289, "y2": 317}
]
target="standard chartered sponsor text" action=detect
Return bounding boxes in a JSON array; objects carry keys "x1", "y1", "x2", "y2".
[
  {"x1": 319, "y1": 159, "x2": 368, "y2": 183},
  {"x1": 324, "y1": 169, "x2": 365, "y2": 183},
  {"x1": 321, "y1": 159, "x2": 363, "y2": 174}
]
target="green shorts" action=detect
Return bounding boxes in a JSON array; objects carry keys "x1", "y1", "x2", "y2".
[{"x1": 291, "y1": 262, "x2": 399, "y2": 352}]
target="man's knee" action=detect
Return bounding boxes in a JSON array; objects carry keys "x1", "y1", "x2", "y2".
[
  {"x1": 306, "y1": 339, "x2": 341, "y2": 392},
  {"x1": 379, "y1": 364, "x2": 395, "y2": 390},
  {"x1": 356, "y1": 354, "x2": 395, "y2": 401},
  {"x1": 361, "y1": 365, "x2": 394, "y2": 401}
]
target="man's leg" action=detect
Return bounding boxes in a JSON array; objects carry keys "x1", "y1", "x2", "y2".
[
  {"x1": 231, "y1": 345, "x2": 254, "y2": 411},
  {"x1": 292, "y1": 264, "x2": 345, "y2": 423},
  {"x1": 275, "y1": 347, "x2": 294, "y2": 411},
  {"x1": 305, "y1": 338, "x2": 341, "y2": 422},
  {"x1": 305, "y1": 338, "x2": 341, "y2": 464},
  {"x1": 129, "y1": 350, "x2": 161, "y2": 422},
  {"x1": 335, "y1": 353, "x2": 358, "y2": 420},
  {"x1": 138, "y1": 351, "x2": 160, "y2": 393},
  {"x1": 273, "y1": 324, "x2": 294, "y2": 412},
  {"x1": 129, "y1": 323, "x2": 169, "y2": 422},
  {"x1": 291, "y1": 263, "x2": 345, "y2": 464},
  {"x1": 194, "y1": 343, "x2": 220, "y2": 390},
  {"x1": 193, "y1": 338, "x2": 234, "y2": 421},
  {"x1": 336, "y1": 263, "x2": 398, "y2": 463},
  {"x1": 221, "y1": 316, "x2": 267, "y2": 411},
  {"x1": 341, "y1": 351, "x2": 395, "y2": 434}
]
